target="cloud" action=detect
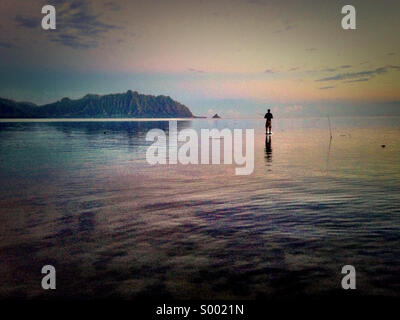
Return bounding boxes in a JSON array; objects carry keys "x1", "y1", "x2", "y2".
[
  {"x1": 188, "y1": 68, "x2": 205, "y2": 73},
  {"x1": 104, "y1": 1, "x2": 121, "y2": 11},
  {"x1": 320, "y1": 67, "x2": 336, "y2": 72},
  {"x1": 305, "y1": 48, "x2": 317, "y2": 52},
  {"x1": 344, "y1": 78, "x2": 370, "y2": 83},
  {"x1": 51, "y1": 0, "x2": 71, "y2": 3},
  {"x1": 245, "y1": 0, "x2": 268, "y2": 5},
  {"x1": 319, "y1": 86, "x2": 335, "y2": 90},
  {"x1": 48, "y1": 0, "x2": 121, "y2": 49},
  {"x1": 307, "y1": 65, "x2": 353, "y2": 74},
  {"x1": 14, "y1": 15, "x2": 38, "y2": 29},
  {"x1": 0, "y1": 41, "x2": 18, "y2": 49},
  {"x1": 50, "y1": 34, "x2": 98, "y2": 49},
  {"x1": 264, "y1": 69, "x2": 275, "y2": 74},
  {"x1": 273, "y1": 24, "x2": 296, "y2": 34},
  {"x1": 288, "y1": 67, "x2": 300, "y2": 72},
  {"x1": 320, "y1": 65, "x2": 352, "y2": 72},
  {"x1": 316, "y1": 66, "x2": 400, "y2": 82}
]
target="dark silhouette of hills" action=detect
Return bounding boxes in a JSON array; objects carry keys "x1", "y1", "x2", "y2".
[{"x1": 0, "y1": 90, "x2": 193, "y2": 118}]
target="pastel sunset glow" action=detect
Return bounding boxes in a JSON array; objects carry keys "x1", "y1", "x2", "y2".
[{"x1": 1, "y1": 0, "x2": 399, "y2": 117}]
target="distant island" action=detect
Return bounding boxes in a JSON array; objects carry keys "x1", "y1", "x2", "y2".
[
  {"x1": 0, "y1": 90, "x2": 193, "y2": 118},
  {"x1": 212, "y1": 113, "x2": 221, "y2": 119}
]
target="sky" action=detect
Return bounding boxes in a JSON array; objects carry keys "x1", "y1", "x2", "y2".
[{"x1": 0, "y1": 0, "x2": 399, "y2": 117}]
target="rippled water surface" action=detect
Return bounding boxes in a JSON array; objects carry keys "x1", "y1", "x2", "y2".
[{"x1": 0, "y1": 117, "x2": 400, "y2": 299}]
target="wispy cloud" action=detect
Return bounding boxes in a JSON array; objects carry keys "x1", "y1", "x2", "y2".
[
  {"x1": 316, "y1": 66, "x2": 400, "y2": 82},
  {"x1": 321, "y1": 65, "x2": 352, "y2": 72},
  {"x1": 50, "y1": 34, "x2": 97, "y2": 49},
  {"x1": 245, "y1": 0, "x2": 268, "y2": 5},
  {"x1": 305, "y1": 48, "x2": 317, "y2": 52},
  {"x1": 13, "y1": 1, "x2": 120, "y2": 49},
  {"x1": 264, "y1": 69, "x2": 275, "y2": 74},
  {"x1": 14, "y1": 15, "x2": 38, "y2": 29},
  {"x1": 307, "y1": 65, "x2": 353, "y2": 74},
  {"x1": 48, "y1": 0, "x2": 121, "y2": 49},
  {"x1": 273, "y1": 24, "x2": 296, "y2": 34},
  {"x1": 319, "y1": 86, "x2": 335, "y2": 90},
  {"x1": 0, "y1": 41, "x2": 18, "y2": 49},
  {"x1": 188, "y1": 68, "x2": 205, "y2": 73},
  {"x1": 320, "y1": 67, "x2": 336, "y2": 72},
  {"x1": 344, "y1": 78, "x2": 370, "y2": 83},
  {"x1": 104, "y1": 1, "x2": 121, "y2": 11}
]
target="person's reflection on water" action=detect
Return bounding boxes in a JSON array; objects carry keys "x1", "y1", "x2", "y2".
[{"x1": 265, "y1": 135, "x2": 272, "y2": 163}]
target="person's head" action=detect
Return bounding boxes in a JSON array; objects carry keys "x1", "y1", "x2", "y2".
[{"x1": 267, "y1": 109, "x2": 270, "y2": 113}]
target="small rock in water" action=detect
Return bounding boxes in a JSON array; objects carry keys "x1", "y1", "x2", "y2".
[{"x1": 104, "y1": 131, "x2": 107, "y2": 134}]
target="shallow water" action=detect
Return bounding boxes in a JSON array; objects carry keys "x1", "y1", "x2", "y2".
[{"x1": 0, "y1": 117, "x2": 399, "y2": 299}]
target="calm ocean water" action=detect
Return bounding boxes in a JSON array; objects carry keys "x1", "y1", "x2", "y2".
[{"x1": 0, "y1": 117, "x2": 399, "y2": 299}]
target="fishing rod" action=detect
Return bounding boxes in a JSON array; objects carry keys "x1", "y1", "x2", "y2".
[{"x1": 327, "y1": 114, "x2": 333, "y2": 140}]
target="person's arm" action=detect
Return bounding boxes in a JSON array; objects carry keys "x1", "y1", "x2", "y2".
[
  {"x1": 271, "y1": 114, "x2": 273, "y2": 119},
  {"x1": 264, "y1": 113, "x2": 267, "y2": 118}
]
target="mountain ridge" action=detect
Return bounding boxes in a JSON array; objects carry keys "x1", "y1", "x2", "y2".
[{"x1": 0, "y1": 90, "x2": 193, "y2": 118}]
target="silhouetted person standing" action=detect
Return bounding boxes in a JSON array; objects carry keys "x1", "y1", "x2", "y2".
[{"x1": 264, "y1": 109, "x2": 273, "y2": 134}]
